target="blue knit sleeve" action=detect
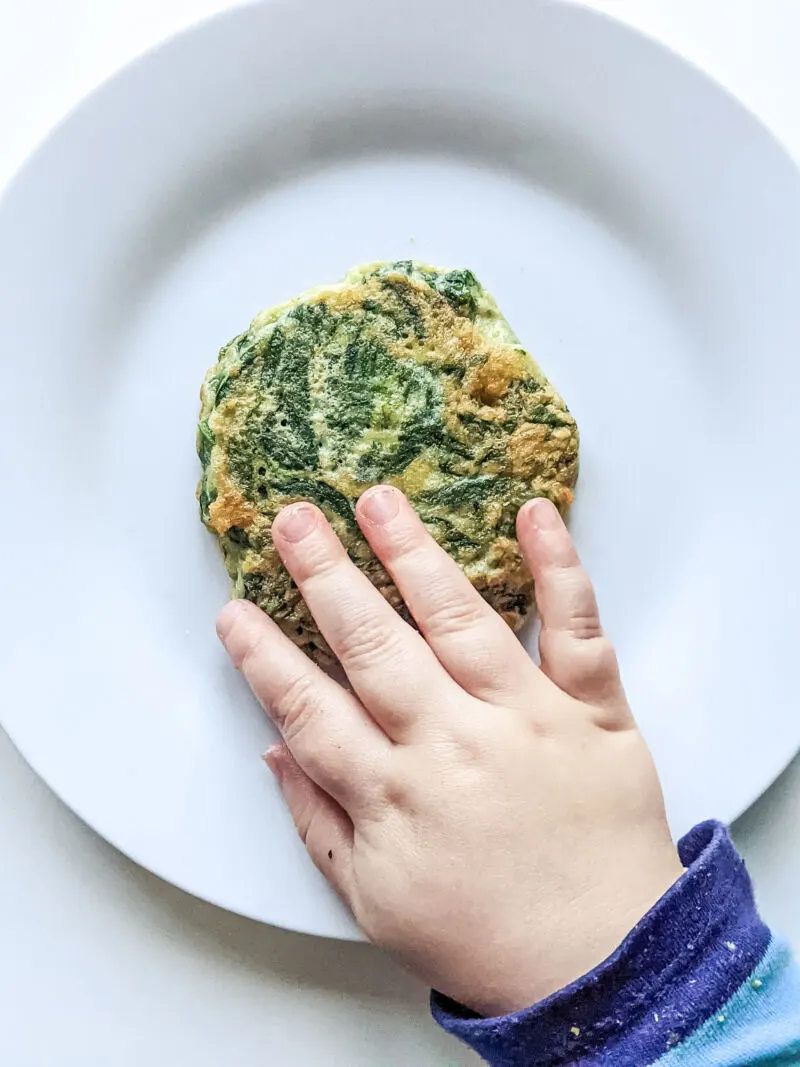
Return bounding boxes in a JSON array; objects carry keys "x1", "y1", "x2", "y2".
[{"x1": 431, "y1": 822, "x2": 800, "y2": 1066}]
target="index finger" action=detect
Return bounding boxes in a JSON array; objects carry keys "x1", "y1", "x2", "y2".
[
  {"x1": 271, "y1": 502, "x2": 458, "y2": 740},
  {"x1": 216, "y1": 598, "x2": 391, "y2": 813}
]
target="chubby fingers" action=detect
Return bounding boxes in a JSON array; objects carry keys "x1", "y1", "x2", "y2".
[
  {"x1": 356, "y1": 486, "x2": 542, "y2": 703},
  {"x1": 517, "y1": 499, "x2": 631, "y2": 726},
  {"x1": 217, "y1": 599, "x2": 391, "y2": 811},
  {"x1": 270, "y1": 503, "x2": 458, "y2": 738}
]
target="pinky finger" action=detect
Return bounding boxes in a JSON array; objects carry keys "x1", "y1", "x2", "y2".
[
  {"x1": 517, "y1": 498, "x2": 632, "y2": 729},
  {"x1": 265, "y1": 744, "x2": 355, "y2": 900}
]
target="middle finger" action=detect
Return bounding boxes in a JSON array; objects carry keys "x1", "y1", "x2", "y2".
[
  {"x1": 356, "y1": 486, "x2": 543, "y2": 704},
  {"x1": 271, "y1": 502, "x2": 457, "y2": 739}
]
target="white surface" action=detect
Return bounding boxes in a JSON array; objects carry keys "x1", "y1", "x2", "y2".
[
  {"x1": 1, "y1": 1, "x2": 799, "y2": 1064},
  {"x1": 2, "y1": 0, "x2": 800, "y2": 943}
]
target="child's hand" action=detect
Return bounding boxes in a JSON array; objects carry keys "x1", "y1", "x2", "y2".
[{"x1": 216, "y1": 488, "x2": 683, "y2": 1017}]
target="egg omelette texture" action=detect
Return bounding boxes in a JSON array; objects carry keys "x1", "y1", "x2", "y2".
[{"x1": 197, "y1": 261, "x2": 579, "y2": 665}]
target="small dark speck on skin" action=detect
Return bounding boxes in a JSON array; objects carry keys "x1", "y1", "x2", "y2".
[{"x1": 328, "y1": 849, "x2": 334, "y2": 860}]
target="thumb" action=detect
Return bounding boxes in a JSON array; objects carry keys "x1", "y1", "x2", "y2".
[{"x1": 265, "y1": 744, "x2": 356, "y2": 900}]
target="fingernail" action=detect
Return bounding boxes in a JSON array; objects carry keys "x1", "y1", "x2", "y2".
[
  {"x1": 360, "y1": 485, "x2": 401, "y2": 526},
  {"x1": 275, "y1": 503, "x2": 318, "y2": 543},
  {"x1": 216, "y1": 599, "x2": 248, "y2": 643},
  {"x1": 527, "y1": 497, "x2": 562, "y2": 531}
]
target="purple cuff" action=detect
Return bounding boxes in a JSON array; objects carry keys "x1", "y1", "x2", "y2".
[{"x1": 431, "y1": 821, "x2": 770, "y2": 1067}]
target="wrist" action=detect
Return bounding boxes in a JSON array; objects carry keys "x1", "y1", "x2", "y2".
[
  {"x1": 433, "y1": 823, "x2": 771, "y2": 1065},
  {"x1": 462, "y1": 839, "x2": 685, "y2": 1017}
]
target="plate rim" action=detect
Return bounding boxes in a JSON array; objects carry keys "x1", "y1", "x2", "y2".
[{"x1": 1, "y1": 0, "x2": 799, "y2": 936}]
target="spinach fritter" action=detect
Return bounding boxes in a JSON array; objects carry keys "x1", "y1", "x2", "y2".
[{"x1": 198, "y1": 261, "x2": 579, "y2": 664}]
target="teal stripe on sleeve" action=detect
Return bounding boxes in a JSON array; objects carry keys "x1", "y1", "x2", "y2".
[{"x1": 655, "y1": 937, "x2": 800, "y2": 1066}]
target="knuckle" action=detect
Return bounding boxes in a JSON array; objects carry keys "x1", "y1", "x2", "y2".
[
  {"x1": 567, "y1": 612, "x2": 604, "y2": 641},
  {"x1": 447, "y1": 707, "x2": 498, "y2": 759},
  {"x1": 581, "y1": 636, "x2": 620, "y2": 681},
  {"x1": 545, "y1": 566, "x2": 602, "y2": 632},
  {"x1": 294, "y1": 544, "x2": 343, "y2": 586},
  {"x1": 568, "y1": 631, "x2": 616, "y2": 666},
  {"x1": 382, "y1": 521, "x2": 422, "y2": 560},
  {"x1": 546, "y1": 556, "x2": 590, "y2": 586},
  {"x1": 272, "y1": 671, "x2": 321, "y2": 745},
  {"x1": 543, "y1": 631, "x2": 620, "y2": 696},
  {"x1": 380, "y1": 767, "x2": 417, "y2": 811},
  {"x1": 336, "y1": 616, "x2": 405, "y2": 674},
  {"x1": 423, "y1": 588, "x2": 486, "y2": 637}
]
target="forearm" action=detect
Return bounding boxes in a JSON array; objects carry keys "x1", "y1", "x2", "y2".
[{"x1": 432, "y1": 822, "x2": 800, "y2": 1066}]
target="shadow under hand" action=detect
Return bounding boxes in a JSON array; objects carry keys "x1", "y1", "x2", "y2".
[{"x1": 132, "y1": 858, "x2": 422, "y2": 1004}]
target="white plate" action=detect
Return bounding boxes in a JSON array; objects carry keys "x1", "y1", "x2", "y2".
[{"x1": 1, "y1": 0, "x2": 799, "y2": 941}]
